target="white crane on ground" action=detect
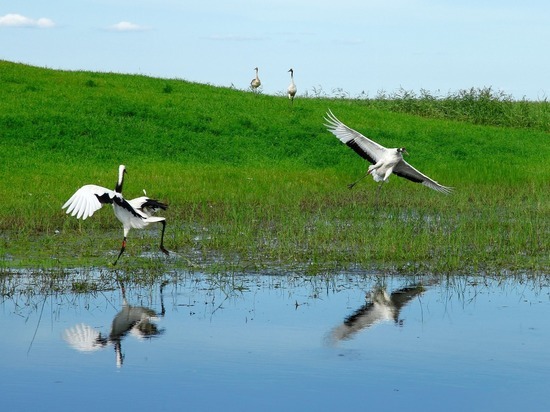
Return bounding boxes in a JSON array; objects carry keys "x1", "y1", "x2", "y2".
[
  {"x1": 62, "y1": 164, "x2": 169, "y2": 265},
  {"x1": 287, "y1": 68, "x2": 297, "y2": 103},
  {"x1": 250, "y1": 67, "x2": 261, "y2": 91},
  {"x1": 324, "y1": 110, "x2": 453, "y2": 194}
]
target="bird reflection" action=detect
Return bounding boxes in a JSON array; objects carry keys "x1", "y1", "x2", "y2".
[
  {"x1": 64, "y1": 280, "x2": 166, "y2": 367},
  {"x1": 329, "y1": 283, "x2": 427, "y2": 345}
]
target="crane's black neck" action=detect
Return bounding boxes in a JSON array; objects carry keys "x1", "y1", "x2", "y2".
[{"x1": 115, "y1": 166, "x2": 126, "y2": 193}]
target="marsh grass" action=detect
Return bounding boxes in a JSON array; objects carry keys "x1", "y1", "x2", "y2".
[
  {"x1": 310, "y1": 86, "x2": 550, "y2": 131},
  {"x1": 0, "y1": 61, "x2": 548, "y2": 275}
]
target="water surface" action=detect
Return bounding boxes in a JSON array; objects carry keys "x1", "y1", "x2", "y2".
[{"x1": 1, "y1": 272, "x2": 549, "y2": 411}]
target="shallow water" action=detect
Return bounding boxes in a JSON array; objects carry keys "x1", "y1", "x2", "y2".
[{"x1": 1, "y1": 272, "x2": 549, "y2": 412}]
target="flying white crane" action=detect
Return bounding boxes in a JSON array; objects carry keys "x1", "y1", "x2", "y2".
[
  {"x1": 250, "y1": 67, "x2": 261, "y2": 90},
  {"x1": 287, "y1": 68, "x2": 297, "y2": 103},
  {"x1": 324, "y1": 110, "x2": 453, "y2": 194},
  {"x1": 62, "y1": 164, "x2": 169, "y2": 265}
]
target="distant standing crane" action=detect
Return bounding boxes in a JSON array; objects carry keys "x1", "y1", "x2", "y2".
[
  {"x1": 287, "y1": 68, "x2": 297, "y2": 103},
  {"x1": 62, "y1": 164, "x2": 169, "y2": 265},
  {"x1": 250, "y1": 67, "x2": 261, "y2": 91},
  {"x1": 324, "y1": 110, "x2": 453, "y2": 194}
]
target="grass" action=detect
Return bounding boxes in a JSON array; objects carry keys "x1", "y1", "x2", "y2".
[
  {"x1": 310, "y1": 86, "x2": 550, "y2": 131},
  {"x1": 0, "y1": 60, "x2": 548, "y2": 275}
]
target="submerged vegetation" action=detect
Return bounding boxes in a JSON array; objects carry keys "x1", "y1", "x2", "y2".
[{"x1": 0, "y1": 60, "x2": 548, "y2": 275}]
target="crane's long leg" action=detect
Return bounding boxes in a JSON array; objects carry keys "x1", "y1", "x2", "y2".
[
  {"x1": 348, "y1": 174, "x2": 368, "y2": 189},
  {"x1": 159, "y1": 280, "x2": 168, "y2": 316},
  {"x1": 113, "y1": 237, "x2": 127, "y2": 266},
  {"x1": 348, "y1": 165, "x2": 377, "y2": 190},
  {"x1": 159, "y1": 220, "x2": 169, "y2": 255},
  {"x1": 374, "y1": 182, "x2": 385, "y2": 204}
]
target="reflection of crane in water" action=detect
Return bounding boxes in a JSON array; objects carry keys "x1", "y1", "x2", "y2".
[
  {"x1": 64, "y1": 280, "x2": 166, "y2": 367},
  {"x1": 329, "y1": 283, "x2": 427, "y2": 344}
]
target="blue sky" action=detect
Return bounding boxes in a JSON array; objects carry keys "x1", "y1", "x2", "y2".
[{"x1": 2, "y1": 1, "x2": 549, "y2": 100}]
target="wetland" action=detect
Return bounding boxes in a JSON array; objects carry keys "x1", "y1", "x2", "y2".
[{"x1": 0, "y1": 61, "x2": 548, "y2": 411}]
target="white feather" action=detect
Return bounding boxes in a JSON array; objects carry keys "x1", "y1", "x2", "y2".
[{"x1": 62, "y1": 185, "x2": 118, "y2": 220}]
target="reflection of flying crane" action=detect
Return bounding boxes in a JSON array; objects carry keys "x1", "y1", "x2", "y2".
[
  {"x1": 64, "y1": 280, "x2": 166, "y2": 367},
  {"x1": 328, "y1": 283, "x2": 427, "y2": 345}
]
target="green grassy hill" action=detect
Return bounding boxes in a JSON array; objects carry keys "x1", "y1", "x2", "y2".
[{"x1": 0, "y1": 61, "x2": 548, "y2": 274}]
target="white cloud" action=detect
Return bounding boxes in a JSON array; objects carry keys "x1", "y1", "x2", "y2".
[
  {"x1": 0, "y1": 13, "x2": 55, "y2": 28},
  {"x1": 108, "y1": 21, "x2": 150, "y2": 32}
]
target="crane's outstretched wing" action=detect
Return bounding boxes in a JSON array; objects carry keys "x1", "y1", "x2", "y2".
[
  {"x1": 393, "y1": 160, "x2": 453, "y2": 194},
  {"x1": 127, "y1": 196, "x2": 168, "y2": 217},
  {"x1": 388, "y1": 284, "x2": 426, "y2": 322},
  {"x1": 62, "y1": 184, "x2": 118, "y2": 220},
  {"x1": 324, "y1": 110, "x2": 387, "y2": 164},
  {"x1": 63, "y1": 323, "x2": 104, "y2": 352}
]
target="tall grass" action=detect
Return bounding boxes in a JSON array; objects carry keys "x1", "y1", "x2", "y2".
[
  {"x1": 307, "y1": 86, "x2": 550, "y2": 131},
  {"x1": 0, "y1": 61, "x2": 548, "y2": 274}
]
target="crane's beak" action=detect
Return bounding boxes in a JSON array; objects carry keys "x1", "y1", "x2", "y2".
[{"x1": 403, "y1": 149, "x2": 409, "y2": 156}]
